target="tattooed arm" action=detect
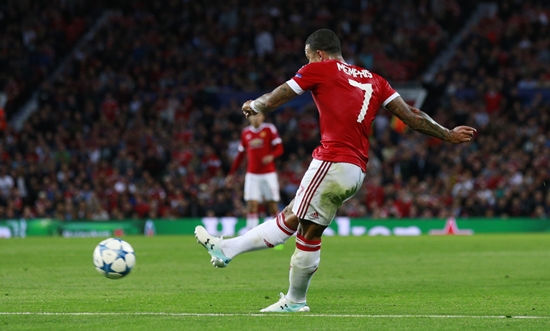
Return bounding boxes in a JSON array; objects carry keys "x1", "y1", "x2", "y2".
[
  {"x1": 385, "y1": 96, "x2": 476, "y2": 144},
  {"x1": 242, "y1": 83, "x2": 298, "y2": 118}
]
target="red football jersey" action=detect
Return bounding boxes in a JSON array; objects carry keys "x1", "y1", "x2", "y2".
[
  {"x1": 228, "y1": 123, "x2": 284, "y2": 175},
  {"x1": 287, "y1": 60, "x2": 399, "y2": 171}
]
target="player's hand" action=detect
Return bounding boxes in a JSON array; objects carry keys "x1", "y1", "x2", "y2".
[
  {"x1": 225, "y1": 175, "x2": 233, "y2": 186},
  {"x1": 449, "y1": 126, "x2": 477, "y2": 144},
  {"x1": 262, "y1": 154, "x2": 274, "y2": 165},
  {"x1": 242, "y1": 100, "x2": 254, "y2": 118}
]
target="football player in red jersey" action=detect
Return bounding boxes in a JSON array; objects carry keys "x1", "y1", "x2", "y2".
[
  {"x1": 196, "y1": 29, "x2": 476, "y2": 312},
  {"x1": 226, "y1": 111, "x2": 284, "y2": 231}
]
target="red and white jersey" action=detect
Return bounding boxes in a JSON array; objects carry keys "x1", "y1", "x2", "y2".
[
  {"x1": 287, "y1": 60, "x2": 399, "y2": 171},
  {"x1": 228, "y1": 123, "x2": 284, "y2": 175}
]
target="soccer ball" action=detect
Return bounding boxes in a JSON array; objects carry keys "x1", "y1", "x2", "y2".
[{"x1": 93, "y1": 238, "x2": 136, "y2": 279}]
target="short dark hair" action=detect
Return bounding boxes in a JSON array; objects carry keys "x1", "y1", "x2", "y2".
[{"x1": 305, "y1": 29, "x2": 341, "y2": 55}]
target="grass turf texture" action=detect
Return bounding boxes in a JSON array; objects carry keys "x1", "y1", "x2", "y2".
[{"x1": 1, "y1": 234, "x2": 549, "y2": 330}]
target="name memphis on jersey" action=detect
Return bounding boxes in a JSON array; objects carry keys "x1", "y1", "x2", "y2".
[{"x1": 336, "y1": 62, "x2": 373, "y2": 78}]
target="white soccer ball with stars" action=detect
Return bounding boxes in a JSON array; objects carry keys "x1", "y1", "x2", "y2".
[{"x1": 93, "y1": 238, "x2": 136, "y2": 279}]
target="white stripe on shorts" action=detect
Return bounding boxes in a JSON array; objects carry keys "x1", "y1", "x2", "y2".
[{"x1": 296, "y1": 161, "x2": 331, "y2": 219}]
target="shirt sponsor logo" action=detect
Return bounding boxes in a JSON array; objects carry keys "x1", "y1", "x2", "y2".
[{"x1": 249, "y1": 138, "x2": 264, "y2": 148}]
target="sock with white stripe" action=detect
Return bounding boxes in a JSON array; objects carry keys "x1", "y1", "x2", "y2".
[
  {"x1": 219, "y1": 213, "x2": 296, "y2": 259},
  {"x1": 286, "y1": 234, "x2": 321, "y2": 303}
]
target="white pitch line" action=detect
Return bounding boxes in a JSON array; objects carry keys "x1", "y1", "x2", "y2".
[{"x1": 0, "y1": 312, "x2": 548, "y2": 319}]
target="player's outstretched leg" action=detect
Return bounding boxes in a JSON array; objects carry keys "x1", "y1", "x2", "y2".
[
  {"x1": 219, "y1": 212, "x2": 296, "y2": 259},
  {"x1": 259, "y1": 292, "x2": 310, "y2": 313},
  {"x1": 194, "y1": 226, "x2": 232, "y2": 268},
  {"x1": 194, "y1": 204, "x2": 298, "y2": 268}
]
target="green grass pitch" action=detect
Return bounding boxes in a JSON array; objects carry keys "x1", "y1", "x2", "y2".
[{"x1": 1, "y1": 234, "x2": 550, "y2": 330}]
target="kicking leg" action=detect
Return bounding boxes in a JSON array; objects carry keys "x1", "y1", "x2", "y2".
[{"x1": 195, "y1": 200, "x2": 298, "y2": 268}]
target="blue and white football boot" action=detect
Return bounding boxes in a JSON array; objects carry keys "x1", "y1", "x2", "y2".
[
  {"x1": 194, "y1": 226, "x2": 231, "y2": 268},
  {"x1": 260, "y1": 293, "x2": 310, "y2": 313}
]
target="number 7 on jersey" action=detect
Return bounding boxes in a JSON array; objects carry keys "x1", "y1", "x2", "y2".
[{"x1": 348, "y1": 79, "x2": 373, "y2": 123}]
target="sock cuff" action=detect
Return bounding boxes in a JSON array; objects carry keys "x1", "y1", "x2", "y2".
[
  {"x1": 296, "y1": 234, "x2": 321, "y2": 251},
  {"x1": 246, "y1": 213, "x2": 259, "y2": 220},
  {"x1": 276, "y1": 213, "x2": 295, "y2": 235}
]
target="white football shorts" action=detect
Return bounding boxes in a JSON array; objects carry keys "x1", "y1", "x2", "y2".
[
  {"x1": 292, "y1": 158, "x2": 366, "y2": 226},
  {"x1": 244, "y1": 172, "x2": 281, "y2": 202}
]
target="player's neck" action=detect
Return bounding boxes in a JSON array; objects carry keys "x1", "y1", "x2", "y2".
[{"x1": 324, "y1": 55, "x2": 345, "y2": 63}]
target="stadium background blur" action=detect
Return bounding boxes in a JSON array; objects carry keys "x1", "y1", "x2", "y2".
[{"x1": 0, "y1": 0, "x2": 548, "y2": 222}]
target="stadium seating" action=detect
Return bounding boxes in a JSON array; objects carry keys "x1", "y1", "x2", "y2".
[
  {"x1": 0, "y1": 0, "x2": 548, "y2": 220},
  {"x1": 0, "y1": 0, "x2": 97, "y2": 119}
]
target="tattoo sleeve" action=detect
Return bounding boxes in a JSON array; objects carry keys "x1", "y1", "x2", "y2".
[
  {"x1": 253, "y1": 83, "x2": 298, "y2": 113},
  {"x1": 385, "y1": 96, "x2": 451, "y2": 142}
]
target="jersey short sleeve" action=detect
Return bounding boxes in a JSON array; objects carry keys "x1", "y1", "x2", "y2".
[
  {"x1": 376, "y1": 75, "x2": 400, "y2": 107},
  {"x1": 266, "y1": 123, "x2": 283, "y2": 146},
  {"x1": 286, "y1": 63, "x2": 325, "y2": 95}
]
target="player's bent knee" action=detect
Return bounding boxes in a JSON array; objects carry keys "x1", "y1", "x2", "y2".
[
  {"x1": 280, "y1": 204, "x2": 299, "y2": 229},
  {"x1": 282, "y1": 204, "x2": 294, "y2": 218}
]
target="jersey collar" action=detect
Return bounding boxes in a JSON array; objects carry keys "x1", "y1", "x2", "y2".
[{"x1": 248, "y1": 123, "x2": 265, "y2": 133}]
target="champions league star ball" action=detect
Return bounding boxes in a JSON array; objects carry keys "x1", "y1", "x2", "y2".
[{"x1": 93, "y1": 238, "x2": 136, "y2": 279}]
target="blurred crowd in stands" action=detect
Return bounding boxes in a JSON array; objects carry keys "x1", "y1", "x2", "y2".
[
  {"x1": 0, "y1": 0, "x2": 548, "y2": 221},
  {"x1": 0, "y1": 0, "x2": 101, "y2": 119}
]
